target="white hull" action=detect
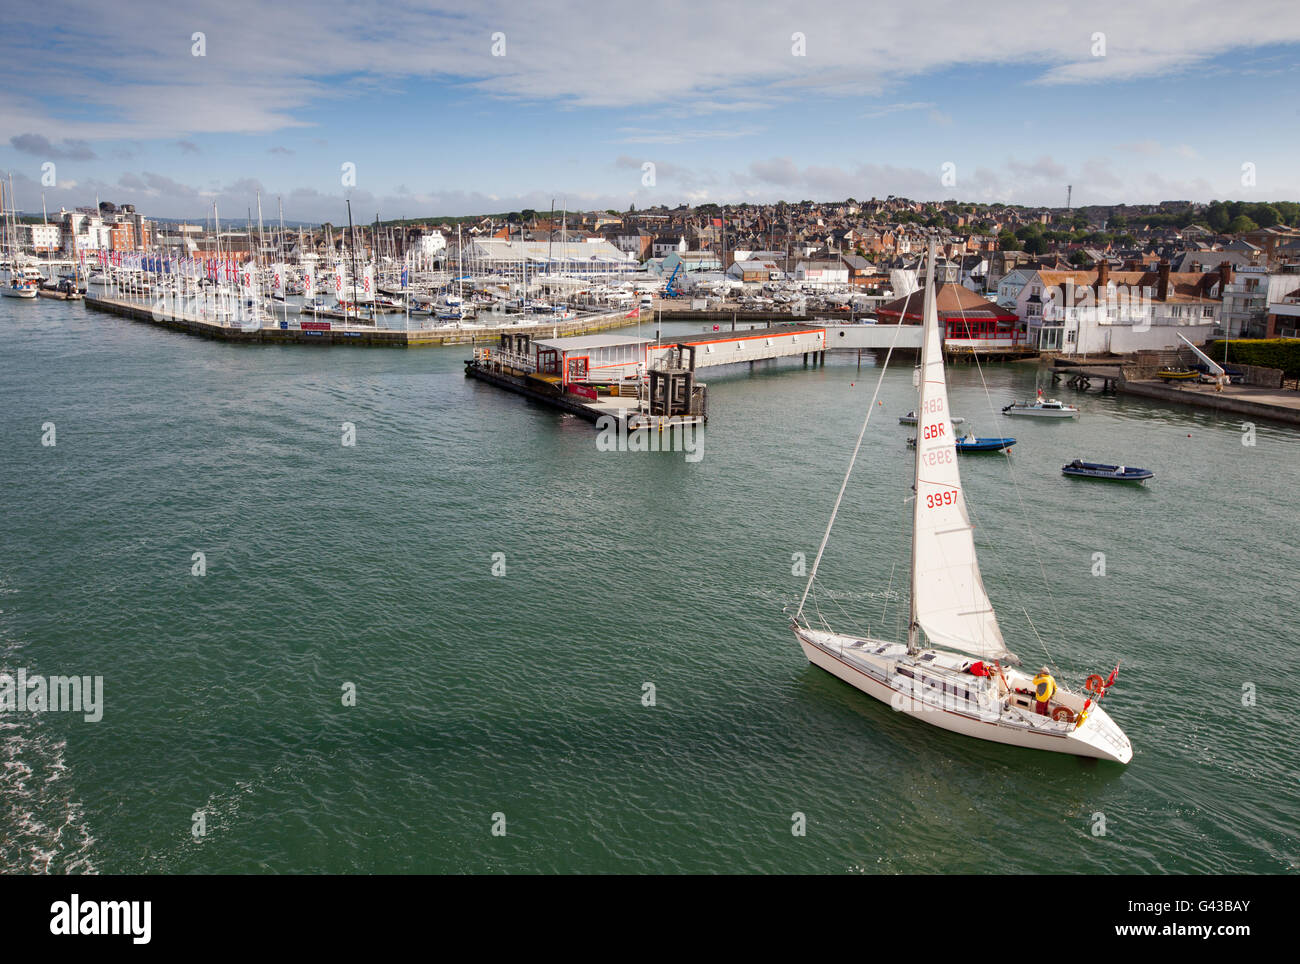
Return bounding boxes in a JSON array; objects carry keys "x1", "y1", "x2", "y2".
[
  {"x1": 2, "y1": 286, "x2": 38, "y2": 299},
  {"x1": 1004, "y1": 409, "x2": 1078, "y2": 418},
  {"x1": 1003, "y1": 399, "x2": 1079, "y2": 418},
  {"x1": 795, "y1": 629, "x2": 1131, "y2": 763}
]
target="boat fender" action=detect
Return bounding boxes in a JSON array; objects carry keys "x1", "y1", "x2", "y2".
[
  {"x1": 1084, "y1": 674, "x2": 1106, "y2": 695},
  {"x1": 1052, "y1": 706, "x2": 1075, "y2": 724}
]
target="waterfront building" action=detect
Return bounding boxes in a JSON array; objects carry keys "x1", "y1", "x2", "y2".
[
  {"x1": 1025, "y1": 260, "x2": 1223, "y2": 353},
  {"x1": 466, "y1": 238, "x2": 633, "y2": 278},
  {"x1": 875, "y1": 278, "x2": 1026, "y2": 354},
  {"x1": 794, "y1": 260, "x2": 849, "y2": 286}
]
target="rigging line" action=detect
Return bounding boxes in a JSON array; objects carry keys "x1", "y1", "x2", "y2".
[
  {"x1": 880, "y1": 560, "x2": 897, "y2": 628},
  {"x1": 794, "y1": 286, "x2": 916, "y2": 625}
]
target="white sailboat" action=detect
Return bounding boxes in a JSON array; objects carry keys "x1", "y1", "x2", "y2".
[
  {"x1": 791, "y1": 242, "x2": 1131, "y2": 764},
  {"x1": 1, "y1": 174, "x2": 39, "y2": 299}
]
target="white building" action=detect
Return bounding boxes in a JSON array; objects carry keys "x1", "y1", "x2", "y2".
[
  {"x1": 416, "y1": 233, "x2": 447, "y2": 258},
  {"x1": 466, "y1": 238, "x2": 633, "y2": 278},
  {"x1": 651, "y1": 236, "x2": 686, "y2": 259},
  {"x1": 794, "y1": 260, "x2": 849, "y2": 285},
  {"x1": 1024, "y1": 263, "x2": 1222, "y2": 354},
  {"x1": 59, "y1": 209, "x2": 110, "y2": 252}
]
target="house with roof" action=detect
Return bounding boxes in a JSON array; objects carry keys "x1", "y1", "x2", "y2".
[
  {"x1": 1021, "y1": 260, "x2": 1225, "y2": 353},
  {"x1": 651, "y1": 236, "x2": 687, "y2": 259},
  {"x1": 794, "y1": 260, "x2": 849, "y2": 285},
  {"x1": 874, "y1": 271, "x2": 1027, "y2": 354}
]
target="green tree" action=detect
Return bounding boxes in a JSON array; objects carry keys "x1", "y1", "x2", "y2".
[
  {"x1": 1227, "y1": 215, "x2": 1258, "y2": 234},
  {"x1": 1248, "y1": 204, "x2": 1280, "y2": 228},
  {"x1": 998, "y1": 230, "x2": 1021, "y2": 251},
  {"x1": 1273, "y1": 202, "x2": 1299, "y2": 226},
  {"x1": 1206, "y1": 202, "x2": 1231, "y2": 232},
  {"x1": 1068, "y1": 248, "x2": 1093, "y2": 266}
]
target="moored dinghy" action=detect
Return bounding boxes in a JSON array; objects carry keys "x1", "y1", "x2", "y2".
[
  {"x1": 790, "y1": 240, "x2": 1132, "y2": 764},
  {"x1": 1062, "y1": 460, "x2": 1153, "y2": 482},
  {"x1": 908, "y1": 433, "x2": 1015, "y2": 453}
]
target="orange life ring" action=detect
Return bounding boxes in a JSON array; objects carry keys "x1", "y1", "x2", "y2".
[
  {"x1": 1084, "y1": 674, "x2": 1105, "y2": 694},
  {"x1": 1052, "y1": 706, "x2": 1076, "y2": 724}
]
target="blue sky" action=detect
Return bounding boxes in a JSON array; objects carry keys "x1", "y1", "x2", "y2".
[{"x1": 3, "y1": 0, "x2": 1299, "y2": 223}]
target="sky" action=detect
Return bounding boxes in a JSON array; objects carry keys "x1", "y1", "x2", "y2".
[{"x1": 2, "y1": 0, "x2": 1299, "y2": 224}]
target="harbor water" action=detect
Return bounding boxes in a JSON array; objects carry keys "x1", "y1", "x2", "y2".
[{"x1": 2, "y1": 298, "x2": 1298, "y2": 873}]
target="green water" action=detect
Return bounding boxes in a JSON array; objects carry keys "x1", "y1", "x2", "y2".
[{"x1": 2, "y1": 299, "x2": 1298, "y2": 874}]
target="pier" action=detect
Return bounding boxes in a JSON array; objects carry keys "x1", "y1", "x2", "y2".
[
  {"x1": 463, "y1": 322, "x2": 835, "y2": 428},
  {"x1": 1051, "y1": 361, "x2": 1124, "y2": 393}
]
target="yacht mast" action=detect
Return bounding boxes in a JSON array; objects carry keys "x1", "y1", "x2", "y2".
[{"x1": 908, "y1": 239, "x2": 937, "y2": 654}]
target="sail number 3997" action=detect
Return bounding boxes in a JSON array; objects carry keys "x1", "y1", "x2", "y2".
[{"x1": 925, "y1": 490, "x2": 958, "y2": 509}]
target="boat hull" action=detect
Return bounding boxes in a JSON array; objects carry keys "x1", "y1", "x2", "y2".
[
  {"x1": 1062, "y1": 462, "x2": 1152, "y2": 482},
  {"x1": 795, "y1": 630, "x2": 1131, "y2": 763}
]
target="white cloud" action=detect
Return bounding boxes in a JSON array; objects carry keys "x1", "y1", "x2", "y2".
[{"x1": 6, "y1": 1, "x2": 1300, "y2": 142}]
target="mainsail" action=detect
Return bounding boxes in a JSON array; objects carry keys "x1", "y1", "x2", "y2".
[{"x1": 910, "y1": 252, "x2": 1015, "y2": 662}]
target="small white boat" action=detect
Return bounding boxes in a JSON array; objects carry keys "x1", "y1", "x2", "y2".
[{"x1": 1002, "y1": 395, "x2": 1079, "y2": 418}]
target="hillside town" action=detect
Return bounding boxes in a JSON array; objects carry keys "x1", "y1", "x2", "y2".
[{"x1": 10, "y1": 195, "x2": 1300, "y2": 354}]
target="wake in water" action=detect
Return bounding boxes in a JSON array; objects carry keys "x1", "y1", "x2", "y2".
[
  {"x1": 0, "y1": 717, "x2": 97, "y2": 874},
  {"x1": 0, "y1": 631, "x2": 98, "y2": 874}
]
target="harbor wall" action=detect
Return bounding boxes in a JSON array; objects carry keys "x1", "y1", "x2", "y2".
[
  {"x1": 85, "y1": 295, "x2": 639, "y2": 347},
  {"x1": 1118, "y1": 372, "x2": 1300, "y2": 426}
]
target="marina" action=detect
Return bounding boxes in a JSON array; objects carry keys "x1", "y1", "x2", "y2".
[{"x1": 83, "y1": 292, "x2": 640, "y2": 347}]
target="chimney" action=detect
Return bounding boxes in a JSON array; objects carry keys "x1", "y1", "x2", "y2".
[
  {"x1": 1097, "y1": 259, "x2": 1109, "y2": 289},
  {"x1": 1219, "y1": 260, "x2": 1234, "y2": 290},
  {"x1": 1123, "y1": 259, "x2": 1138, "y2": 271},
  {"x1": 1157, "y1": 259, "x2": 1170, "y2": 301}
]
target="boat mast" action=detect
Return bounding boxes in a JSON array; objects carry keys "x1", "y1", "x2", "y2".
[
  {"x1": 908, "y1": 239, "x2": 937, "y2": 654},
  {"x1": 347, "y1": 199, "x2": 358, "y2": 322}
]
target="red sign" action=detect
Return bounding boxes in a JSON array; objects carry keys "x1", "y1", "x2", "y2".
[
  {"x1": 568, "y1": 383, "x2": 597, "y2": 400},
  {"x1": 302, "y1": 321, "x2": 331, "y2": 331}
]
